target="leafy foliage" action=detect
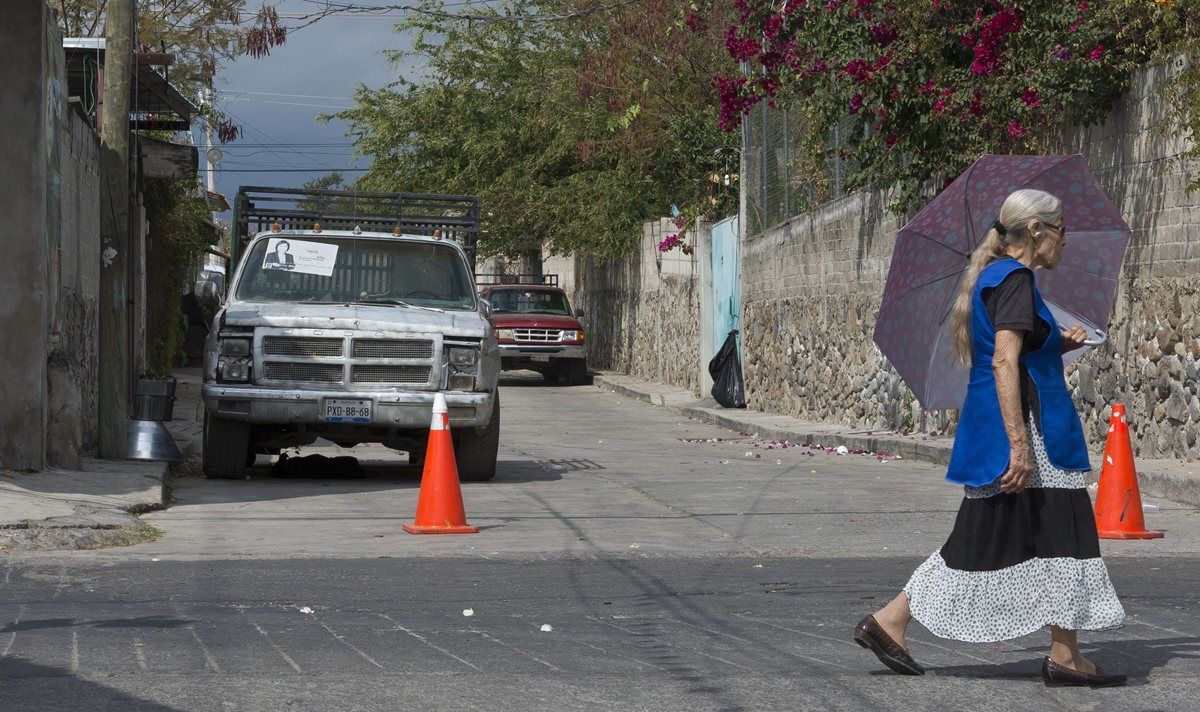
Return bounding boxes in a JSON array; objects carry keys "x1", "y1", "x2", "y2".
[
  {"x1": 694, "y1": 0, "x2": 1200, "y2": 211},
  {"x1": 143, "y1": 178, "x2": 215, "y2": 378},
  {"x1": 331, "y1": 0, "x2": 739, "y2": 257}
]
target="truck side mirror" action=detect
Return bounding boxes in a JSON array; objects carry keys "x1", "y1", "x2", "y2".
[
  {"x1": 480, "y1": 301, "x2": 492, "y2": 319},
  {"x1": 194, "y1": 279, "x2": 220, "y2": 309},
  {"x1": 574, "y1": 307, "x2": 584, "y2": 318}
]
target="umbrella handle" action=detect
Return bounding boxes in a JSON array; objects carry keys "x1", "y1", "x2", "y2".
[{"x1": 1083, "y1": 329, "x2": 1108, "y2": 346}]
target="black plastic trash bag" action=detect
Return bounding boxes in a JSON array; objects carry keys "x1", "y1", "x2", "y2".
[{"x1": 708, "y1": 330, "x2": 746, "y2": 409}]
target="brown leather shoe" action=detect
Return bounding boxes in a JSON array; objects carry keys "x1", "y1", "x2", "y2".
[
  {"x1": 1042, "y1": 657, "x2": 1127, "y2": 687},
  {"x1": 853, "y1": 615, "x2": 925, "y2": 676}
]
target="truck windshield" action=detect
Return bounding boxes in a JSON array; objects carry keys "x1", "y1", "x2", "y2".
[
  {"x1": 236, "y1": 236, "x2": 476, "y2": 310},
  {"x1": 487, "y1": 290, "x2": 572, "y2": 315}
]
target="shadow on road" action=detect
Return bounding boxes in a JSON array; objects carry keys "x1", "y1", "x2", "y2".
[
  {"x1": 0, "y1": 615, "x2": 191, "y2": 634},
  {"x1": 170, "y1": 458, "x2": 563, "y2": 507},
  {"x1": 0, "y1": 656, "x2": 183, "y2": 710},
  {"x1": 499, "y1": 372, "x2": 595, "y2": 388}
]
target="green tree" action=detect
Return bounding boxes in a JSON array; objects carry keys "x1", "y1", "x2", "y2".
[
  {"x1": 50, "y1": 0, "x2": 288, "y2": 124},
  {"x1": 332, "y1": 0, "x2": 739, "y2": 257}
]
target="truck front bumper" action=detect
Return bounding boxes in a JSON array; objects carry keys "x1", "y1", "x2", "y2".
[
  {"x1": 498, "y1": 343, "x2": 586, "y2": 369},
  {"x1": 202, "y1": 384, "x2": 494, "y2": 429}
]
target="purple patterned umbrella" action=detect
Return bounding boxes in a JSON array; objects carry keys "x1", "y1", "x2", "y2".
[{"x1": 873, "y1": 154, "x2": 1131, "y2": 410}]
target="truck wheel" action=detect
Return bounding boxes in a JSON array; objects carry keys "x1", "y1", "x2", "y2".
[
  {"x1": 454, "y1": 391, "x2": 500, "y2": 482},
  {"x1": 202, "y1": 412, "x2": 250, "y2": 479},
  {"x1": 566, "y1": 359, "x2": 590, "y2": 386}
]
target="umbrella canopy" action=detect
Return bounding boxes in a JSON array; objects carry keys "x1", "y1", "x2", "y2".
[{"x1": 873, "y1": 154, "x2": 1131, "y2": 410}]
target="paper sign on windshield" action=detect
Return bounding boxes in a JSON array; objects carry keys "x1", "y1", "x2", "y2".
[{"x1": 261, "y1": 238, "x2": 338, "y2": 277}]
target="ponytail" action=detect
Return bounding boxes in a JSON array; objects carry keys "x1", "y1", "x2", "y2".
[{"x1": 950, "y1": 229, "x2": 1009, "y2": 365}]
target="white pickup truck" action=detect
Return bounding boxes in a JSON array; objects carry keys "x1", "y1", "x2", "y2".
[{"x1": 201, "y1": 224, "x2": 500, "y2": 480}]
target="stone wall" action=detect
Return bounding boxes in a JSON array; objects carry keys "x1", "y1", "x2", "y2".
[
  {"x1": 741, "y1": 62, "x2": 1200, "y2": 459},
  {"x1": 546, "y1": 219, "x2": 702, "y2": 396},
  {"x1": 47, "y1": 102, "x2": 101, "y2": 463}
]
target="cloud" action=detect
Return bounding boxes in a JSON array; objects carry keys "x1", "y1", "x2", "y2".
[{"x1": 202, "y1": 0, "x2": 423, "y2": 208}]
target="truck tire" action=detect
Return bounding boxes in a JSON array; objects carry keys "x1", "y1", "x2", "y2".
[
  {"x1": 454, "y1": 391, "x2": 500, "y2": 482},
  {"x1": 566, "y1": 359, "x2": 590, "y2": 386},
  {"x1": 202, "y1": 412, "x2": 251, "y2": 479}
]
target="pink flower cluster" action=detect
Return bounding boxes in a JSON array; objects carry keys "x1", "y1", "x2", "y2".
[
  {"x1": 725, "y1": 27, "x2": 761, "y2": 63},
  {"x1": 869, "y1": 24, "x2": 898, "y2": 46},
  {"x1": 970, "y1": 8, "x2": 1024, "y2": 76},
  {"x1": 840, "y1": 53, "x2": 891, "y2": 83},
  {"x1": 658, "y1": 233, "x2": 694, "y2": 255},
  {"x1": 714, "y1": 75, "x2": 762, "y2": 131}
]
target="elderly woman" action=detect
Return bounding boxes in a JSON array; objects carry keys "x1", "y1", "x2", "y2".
[{"x1": 854, "y1": 189, "x2": 1126, "y2": 687}]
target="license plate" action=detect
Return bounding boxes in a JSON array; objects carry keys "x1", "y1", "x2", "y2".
[
  {"x1": 324, "y1": 398, "x2": 372, "y2": 423},
  {"x1": 531, "y1": 354, "x2": 551, "y2": 362}
]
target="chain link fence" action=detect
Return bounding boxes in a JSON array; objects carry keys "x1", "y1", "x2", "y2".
[{"x1": 743, "y1": 102, "x2": 858, "y2": 236}]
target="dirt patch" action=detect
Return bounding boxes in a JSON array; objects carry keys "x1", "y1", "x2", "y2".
[{"x1": 0, "y1": 520, "x2": 163, "y2": 553}]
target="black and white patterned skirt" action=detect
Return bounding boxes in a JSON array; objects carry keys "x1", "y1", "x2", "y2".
[{"x1": 904, "y1": 422, "x2": 1125, "y2": 643}]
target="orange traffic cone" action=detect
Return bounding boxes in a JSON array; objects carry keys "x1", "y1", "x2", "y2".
[
  {"x1": 403, "y1": 393, "x2": 479, "y2": 535},
  {"x1": 1093, "y1": 404, "x2": 1164, "y2": 540}
]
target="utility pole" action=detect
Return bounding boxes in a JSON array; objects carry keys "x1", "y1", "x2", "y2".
[{"x1": 98, "y1": 0, "x2": 134, "y2": 458}]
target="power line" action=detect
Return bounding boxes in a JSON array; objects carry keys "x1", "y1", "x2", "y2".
[
  {"x1": 220, "y1": 89, "x2": 357, "y2": 101},
  {"x1": 217, "y1": 106, "x2": 341, "y2": 180},
  {"x1": 282, "y1": 0, "x2": 643, "y2": 31},
  {"x1": 204, "y1": 168, "x2": 371, "y2": 172},
  {"x1": 222, "y1": 97, "x2": 356, "y2": 110}
]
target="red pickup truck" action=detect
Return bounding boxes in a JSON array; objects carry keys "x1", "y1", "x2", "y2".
[{"x1": 480, "y1": 284, "x2": 589, "y2": 385}]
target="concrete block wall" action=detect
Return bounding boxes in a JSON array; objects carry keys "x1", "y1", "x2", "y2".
[
  {"x1": 741, "y1": 62, "x2": 1200, "y2": 458},
  {"x1": 548, "y1": 219, "x2": 702, "y2": 396}
]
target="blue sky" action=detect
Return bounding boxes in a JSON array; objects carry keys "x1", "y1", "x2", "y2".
[{"x1": 198, "y1": 1, "x2": 423, "y2": 215}]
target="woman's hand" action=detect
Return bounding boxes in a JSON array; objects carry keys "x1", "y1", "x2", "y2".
[
  {"x1": 999, "y1": 441, "x2": 1034, "y2": 494},
  {"x1": 1061, "y1": 323, "x2": 1088, "y2": 353}
]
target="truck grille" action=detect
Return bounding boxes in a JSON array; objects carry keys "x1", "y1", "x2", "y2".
[
  {"x1": 255, "y1": 329, "x2": 439, "y2": 390},
  {"x1": 263, "y1": 336, "x2": 344, "y2": 357},
  {"x1": 352, "y1": 365, "x2": 432, "y2": 384},
  {"x1": 514, "y1": 328, "x2": 562, "y2": 342},
  {"x1": 263, "y1": 362, "x2": 344, "y2": 383},
  {"x1": 353, "y1": 339, "x2": 434, "y2": 359}
]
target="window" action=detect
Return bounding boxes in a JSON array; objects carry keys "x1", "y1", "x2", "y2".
[{"x1": 236, "y1": 237, "x2": 476, "y2": 310}]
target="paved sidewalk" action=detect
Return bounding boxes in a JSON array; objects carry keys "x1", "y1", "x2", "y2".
[
  {"x1": 165, "y1": 366, "x2": 205, "y2": 457},
  {"x1": 594, "y1": 371, "x2": 1200, "y2": 508},
  {"x1": 0, "y1": 369, "x2": 206, "y2": 551}
]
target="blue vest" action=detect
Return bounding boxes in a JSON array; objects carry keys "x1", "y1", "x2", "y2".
[{"x1": 945, "y1": 258, "x2": 1091, "y2": 486}]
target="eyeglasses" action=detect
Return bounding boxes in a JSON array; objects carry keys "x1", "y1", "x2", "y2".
[{"x1": 1046, "y1": 222, "x2": 1066, "y2": 239}]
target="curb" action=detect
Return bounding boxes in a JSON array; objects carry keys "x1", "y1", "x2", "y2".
[
  {"x1": 594, "y1": 373, "x2": 1200, "y2": 508},
  {"x1": 594, "y1": 374, "x2": 955, "y2": 464}
]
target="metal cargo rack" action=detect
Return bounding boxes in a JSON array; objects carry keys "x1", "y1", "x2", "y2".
[
  {"x1": 474, "y1": 273, "x2": 559, "y2": 287},
  {"x1": 232, "y1": 187, "x2": 481, "y2": 268}
]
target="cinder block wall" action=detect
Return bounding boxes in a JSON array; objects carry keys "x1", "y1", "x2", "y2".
[
  {"x1": 741, "y1": 63, "x2": 1200, "y2": 459},
  {"x1": 547, "y1": 219, "x2": 702, "y2": 396}
]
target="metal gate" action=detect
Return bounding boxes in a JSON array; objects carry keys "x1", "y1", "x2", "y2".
[{"x1": 711, "y1": 215, "x2": 740, "y2": 353}]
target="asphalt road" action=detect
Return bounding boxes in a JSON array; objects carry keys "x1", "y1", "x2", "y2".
[{"x1": 2, "y1": 373, "x2": 1199, "y2": 711}]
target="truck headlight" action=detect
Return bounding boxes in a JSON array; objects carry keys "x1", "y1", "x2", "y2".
[
  {"x1": 220, "y1": 338, "x2": 251, "y2": 356},
  {"x1": 220, "y1": 360, "x2": 250, "y2": 381},
  {"x1": 496, "y1": 328, "x2": 514, "y2": 340},
  {"x1": 448, "y1": 347, "x2": 478, "y2": 367},
  {"x1": 561, "y1": 330, "x2": 584, "y2": 343}
]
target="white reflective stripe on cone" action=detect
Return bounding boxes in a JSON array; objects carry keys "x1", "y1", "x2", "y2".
[{"x1": 431, "y1": 393, "x2": 449, "y2": 431}]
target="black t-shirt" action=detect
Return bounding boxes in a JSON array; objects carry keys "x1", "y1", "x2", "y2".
[{"x1": 982, "y1": 269, "x2": 1050, "y2": 427}]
